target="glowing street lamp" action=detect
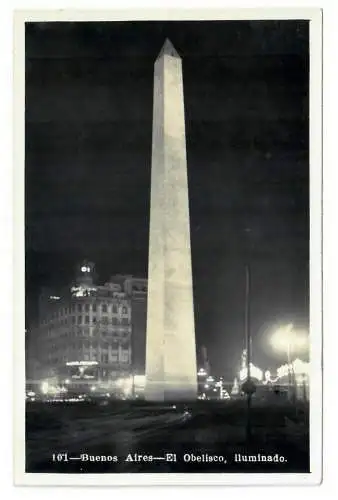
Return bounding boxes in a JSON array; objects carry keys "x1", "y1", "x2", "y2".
[
  {"x1": 271, "y1": 324, "x2": 308, "y2": 399},
  {"x1": 271, "y1": 324, "x2": 308, "y2": 360}
]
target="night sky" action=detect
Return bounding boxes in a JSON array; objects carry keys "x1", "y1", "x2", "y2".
[{"x1": 25, "y1": 20, "x2": 309, "y2": 376}]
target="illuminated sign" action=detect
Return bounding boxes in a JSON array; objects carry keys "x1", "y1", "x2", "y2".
[
  {"x1": 239, "y1": 363, "x2": 263, "y2": 382},
  {"x1": 277, "y1": 358, "x2": 309, "y2": 379},
  {"x1": 66, "y1": 361, "x2": 98, "y2": 366},
  {"x1": 71, "y1": 285, "x2": 97, "y2": 297}
]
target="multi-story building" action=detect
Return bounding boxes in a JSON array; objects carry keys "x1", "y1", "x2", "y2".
[{"x1": 28, "y1": 262, "x2": 149, "y2": 393}]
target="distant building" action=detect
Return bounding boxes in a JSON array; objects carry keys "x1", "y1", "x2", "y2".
[{"x1": 28, "y1": 262, "x2": 147, "y2": 391}]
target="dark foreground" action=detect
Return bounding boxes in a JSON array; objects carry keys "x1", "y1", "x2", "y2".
[{"x1": 26, "y1": 399, "x2": 309, "y2": 473}]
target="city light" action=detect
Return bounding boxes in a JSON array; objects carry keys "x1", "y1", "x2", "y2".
[
  {"x1": 239, "y1": 363, "x2": 263, "y2": 382},
  {"x1": 133, "y1": 375, "x2": 146, "y2": 387},
  {"x1": 271, "y1": 324, "x2": 308, "y2": 352},
  {"x1": 221, "y1": 390, "x2": 230, "y2": 400},
  {"x1": 263, "y1": 370, "x2": 279, "y2": 384},
  {"x1": 41, "y1": 381, "x2": 49, "y2": 394},
  {"x1": 70, "y1": 285, "x2": 97, "y2": 297},
  {"x1": 81, "y1": 266, "x2": 91, "y2": 273},
  {"x1": 115, "y1": 376, "x2": 133, "y2": 397},
  {"x1": 277, "y1": 358, "x2": 309, "y2": 378},
  {"x1": 66, "y1": 361, "x2": 98, "y2": 366}
]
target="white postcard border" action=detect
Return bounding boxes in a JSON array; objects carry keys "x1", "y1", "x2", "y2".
[{"x1": 13, "y1": 7, "x2": 323, "y2": 486}]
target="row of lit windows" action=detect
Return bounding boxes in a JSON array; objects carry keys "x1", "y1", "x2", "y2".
[
  {"x1": 47, "y1": 349, "x2": 130, "y2": 359},
  {"x1": 40, "y1": 304, "x2": 131, "y2": 324},
  {"x1": 45, "y1": 329, "x2": 131, "y2": 339},
  {"x1": 45, "y1": 326, "x2": 131, "y2": 338},
  {"x1": 43, "y1": 315, "x2": 130, "y2": 328},
  {"x1": 53, "y1": 302, "x2": 129, "y2": 317},
  {"x1": 48, "y1": 340, "x2": 128, "y2": 350},
  {"x1": 76, "y1": 303, "x2": 129, "y2": 314}
]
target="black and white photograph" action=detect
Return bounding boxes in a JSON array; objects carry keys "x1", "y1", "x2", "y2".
[{"x1": 14, "y1": 9, "x2": 322, "y2": 485}]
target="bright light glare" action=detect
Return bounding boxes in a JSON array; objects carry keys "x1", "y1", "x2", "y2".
[
  {"x1": 133, "y1": 375, "x2": 146, "y2": 387},
  {"x1": 115, "y1": 376, "x2": 133, "y2": 396},
  {"x1": 271, "y1": 324, "x2": 308, "y2": 351},
  {"x1": 41, "y1": 381, "x2": 49, "y2": 394},
  {"x1": 66, "y1": 361, "x2": 98, "y2": 366},
  {"x1": 239, "y1": 363, "x2": 263, "y2": 382},
  {"x1": 277, "y1": 358, "x2": 309, "y2": 378}
]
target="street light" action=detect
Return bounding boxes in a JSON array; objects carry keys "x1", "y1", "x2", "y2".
[
  {"x1": 271, "y1": 324, "x2": 308, "y2": 358},
  {"x1": 271, "y1": 324, "x2": 308, "y2": 400}
]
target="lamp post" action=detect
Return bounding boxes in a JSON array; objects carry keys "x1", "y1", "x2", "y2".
[
  {"x1": 271, "y1": 324, "x2": 308, "y2": 401},
  {"x1": 241, "y1": 264, "x2": 256, "y2": 442}
]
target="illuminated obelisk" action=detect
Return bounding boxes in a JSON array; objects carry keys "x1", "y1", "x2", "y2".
[{"x1": 145, "y1": 39, "x2": 197, "y2": 401}]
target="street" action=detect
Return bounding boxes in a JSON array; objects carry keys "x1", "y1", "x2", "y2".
[{"x1": 26, "y1": 400, "x2": 309, "y2": 473}]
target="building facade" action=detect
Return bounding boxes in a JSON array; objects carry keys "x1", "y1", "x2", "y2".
[{"x1": 28, "y1": 263, "x2": 147, "y2": 392}]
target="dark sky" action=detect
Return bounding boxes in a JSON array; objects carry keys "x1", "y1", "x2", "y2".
[{"x1": 25, "y1": 20, "x2": 309, "y2": 376}]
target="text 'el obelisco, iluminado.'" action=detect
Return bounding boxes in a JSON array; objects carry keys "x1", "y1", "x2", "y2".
[{"x1": 145, "y1": 39, "x2": 198, "y2": 401}]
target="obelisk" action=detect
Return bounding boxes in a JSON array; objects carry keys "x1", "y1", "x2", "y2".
[{"x1": 145, "y1": 39, "x2": 197, "y2": 401}]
